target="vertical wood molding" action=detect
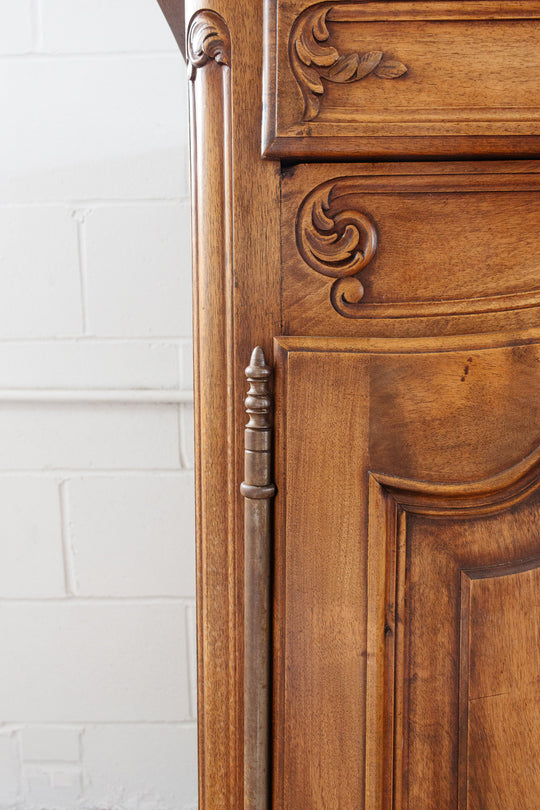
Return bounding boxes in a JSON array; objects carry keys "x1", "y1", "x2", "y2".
[
  {"x1": 241, "y1": 347, "x2": 275, "y2": 810},
  {"x1": 187, "y1": 11, "x2": 234, "y2": 809}
]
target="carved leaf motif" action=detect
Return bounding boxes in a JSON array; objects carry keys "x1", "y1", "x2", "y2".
[
  {"x1": 294, "y1": 34, "x2": 313, "y2": 66},
  {"x1": 187, "y1": 11, "x2": 231, "y2": 78},
  {"x1": 311, "y1": 197, "x2": 335, "y2": 231},
  {"x1": 312, "y1": 7, "x2": 331, "y2": 42},
  {"x1": 326, "y1": 54, "x2": 360, "y2": 81},
  {"x1": 296, "y1": 31, "x2": 337, "y2": 66},
  {"x1": 301, "y1": 64, "x2": 325, "y2": 96},
  {"x1": 290, "y1": 5, "x2": 408, "y2": 120},
  {"x1": 355, "y1": 51, "x2": 384, "y2": 79},
  {"x1": 295, "y1": 10, "x2": 338, "y2": 67},
  {"x1": 374, "y1": 59, "x2": 408, "y2": 79},
  {"x1": 306, "y1": 220, "x2": 360, "y2": 262},
  {"x1": 325, "y1": 51, "x2": 384, "y2": 83}
]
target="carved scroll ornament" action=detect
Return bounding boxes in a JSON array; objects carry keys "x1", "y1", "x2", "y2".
[
  {"x1": 297, "y1": 181, "x2": 378, "y2": 318},
  {"x1": 291, "y1": 5, "x2": 408, "y2": 121},
  {"x1": 187, "y1": 10, "x2": 231, "y2": 79}
]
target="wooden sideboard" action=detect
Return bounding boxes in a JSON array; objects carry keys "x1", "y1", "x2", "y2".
[{"x1": 159, "y1": 2, "x2": 540, "y2": 807}]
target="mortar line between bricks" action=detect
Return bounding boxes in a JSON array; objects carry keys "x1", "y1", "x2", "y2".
[
  {"x1": 0, "y1": 469, "x2": 194, "y2": 477},
  {"x1": 177, "y1": 347, "x2": 186, "y2": 469},
  {"x1": 73, "y1": 209, "x2": 89, "y2": 334},
  {"x1": 184, "y1": 606, "x2": 193, "y2": 719},
  {"x1": 77, "y1": 726, "x2": 84, "y2": 780},
  {"x1": 30, "y1": 0, "x2": 43, "y2": 52},
  {"x1": 0, "y1": 335, "x2": 194, "y2": 343},
  {"x1": 0, "y1": 597, "x2": 197, "y2": 605},
  {"x1": 178, "y1": 404, "x2": 188, "y2": 469},
  {"x1": 2, "y1": 721, "x2": 197, "y2": 727},
  {"x1": 0, "y1": 51, "x2": 181, "y2": 60},
  {"x1": 185, "y1": 604, "x2": 198, "y2": 722},
  {"x1": 0, "y1": 336, "x2": 193, "y2": 346},
  {"x1": 0, "y1": 199, "x2": 189, "y2": 208},
  {"x1": 59, "y1": 482, "x2": 76, "y2": 597},
  {"x1": 21, "y1": 760, "x2": 82, "y2": 769},
  {"x1": 12, "y1": 726, "x2": 23, "y2": 799},
  {"x1": 0, "y1": 389, "x2": 193, "y2": 403}
]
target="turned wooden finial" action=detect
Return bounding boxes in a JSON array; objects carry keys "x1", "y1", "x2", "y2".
[{"x1": 245, "y1": 347, "x2": 272, "y2": 431}]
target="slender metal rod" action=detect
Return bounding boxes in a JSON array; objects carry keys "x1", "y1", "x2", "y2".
[{"x1": 241, "y1": 347, "x2": 275, "y2": 810}]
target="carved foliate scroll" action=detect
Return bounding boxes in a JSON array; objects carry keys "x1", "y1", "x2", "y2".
[
  {"x1": 187, "y1": 10, "x2": 231, "y2": 78},
  {"x1": 291, "y1": 5, "x2": 407, "y2": 121},
  {"x1": 297, "y1": 180, "x2": 378, "y2": 317}
]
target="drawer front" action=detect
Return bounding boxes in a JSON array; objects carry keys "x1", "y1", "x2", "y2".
[
  {"x1": 281, "y1": 161, "x2": 540, "y2": 337},
  {"x1": 264, "y1": 0, "x2": 540, "y2": 159}
]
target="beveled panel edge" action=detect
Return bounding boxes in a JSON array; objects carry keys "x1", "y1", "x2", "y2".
[
  {"x1": 273, "y1": 328, "x2": 540, "y2": 358},
  {"x1": 263, "y1": 134, "x2": 540, "y2": 160}
]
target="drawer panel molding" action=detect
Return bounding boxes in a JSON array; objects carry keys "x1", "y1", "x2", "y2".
[
  {"x1": 284, "y1": 162, "x2": 540, "y2": 330},
  {"x1": 264, "y1": 0, "x2": 540, "y2": 158}
]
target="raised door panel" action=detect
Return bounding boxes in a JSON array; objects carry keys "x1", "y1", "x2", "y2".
[
  {"x1": 461, "y1": 560, "x2": 540, "y2": 808},
  {"x1": 367, "y1": 476, "x2": 540, "y2": 809},
  {"x1": 273, "y1": 331, "x2": 540, "y2": 809}
]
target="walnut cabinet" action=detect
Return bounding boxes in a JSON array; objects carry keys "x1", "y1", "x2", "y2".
[{"x1": 158, "y1": 1, "x2": 540, "y2": 807}]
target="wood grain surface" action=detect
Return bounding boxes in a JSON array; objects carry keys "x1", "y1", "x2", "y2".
[
  {"x1": 159, "y1": 1, "x2": 540, "y2": 807},
  {"x1": 282, "y1": 160, "x2": 540, "y2": 338},
  {"x1": 274, "y1": 332, "x2": 540, "y2": 809}
]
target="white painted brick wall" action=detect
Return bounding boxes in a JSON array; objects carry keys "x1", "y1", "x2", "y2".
[
  {"x1": 0, "y1": 208, "x2": 81, "y2": 338},
  {"x1": 67, "y1": 475, "x2": 196, "y2": 597},
  {"x1": 0, "y1": 341, "x2": 184, "y2": 389},
  {"x1": 40, "y1": 0, "x2": 178, "y2": 53},
  {"x1": 0, "y1": 1, "x2": 196, "y2": 807},
  {"x1": 0, "y1": 1, "x2": 32, "y2": 53},
  {"x1": 0, "y1": 603, "x2": 190, "y2": 722},
  {"x1": 84, "y1": 202, "x2": 192, "y2": 337},
  {"x1": 0, "y1": 479, "x2": 64, "y2": 598},
  {"x1": 0, "y1": 57, "x2": 189, "y2": 202}
]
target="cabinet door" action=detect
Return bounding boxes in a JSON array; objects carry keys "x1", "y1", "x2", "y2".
[{"x1": 273, "y1": 331, "x2": 540, "y2": 809}]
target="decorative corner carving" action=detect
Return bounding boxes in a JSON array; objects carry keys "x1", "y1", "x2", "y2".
[
  {"x1": 291, "y1": 5, "x2": 407, "y2": 121},
  {"x1": 297, "y1": 181, "x2": 378, "y2": 318},
  {"x1": 187, "y1": 10, "x2": 231, "y2": 79}
]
